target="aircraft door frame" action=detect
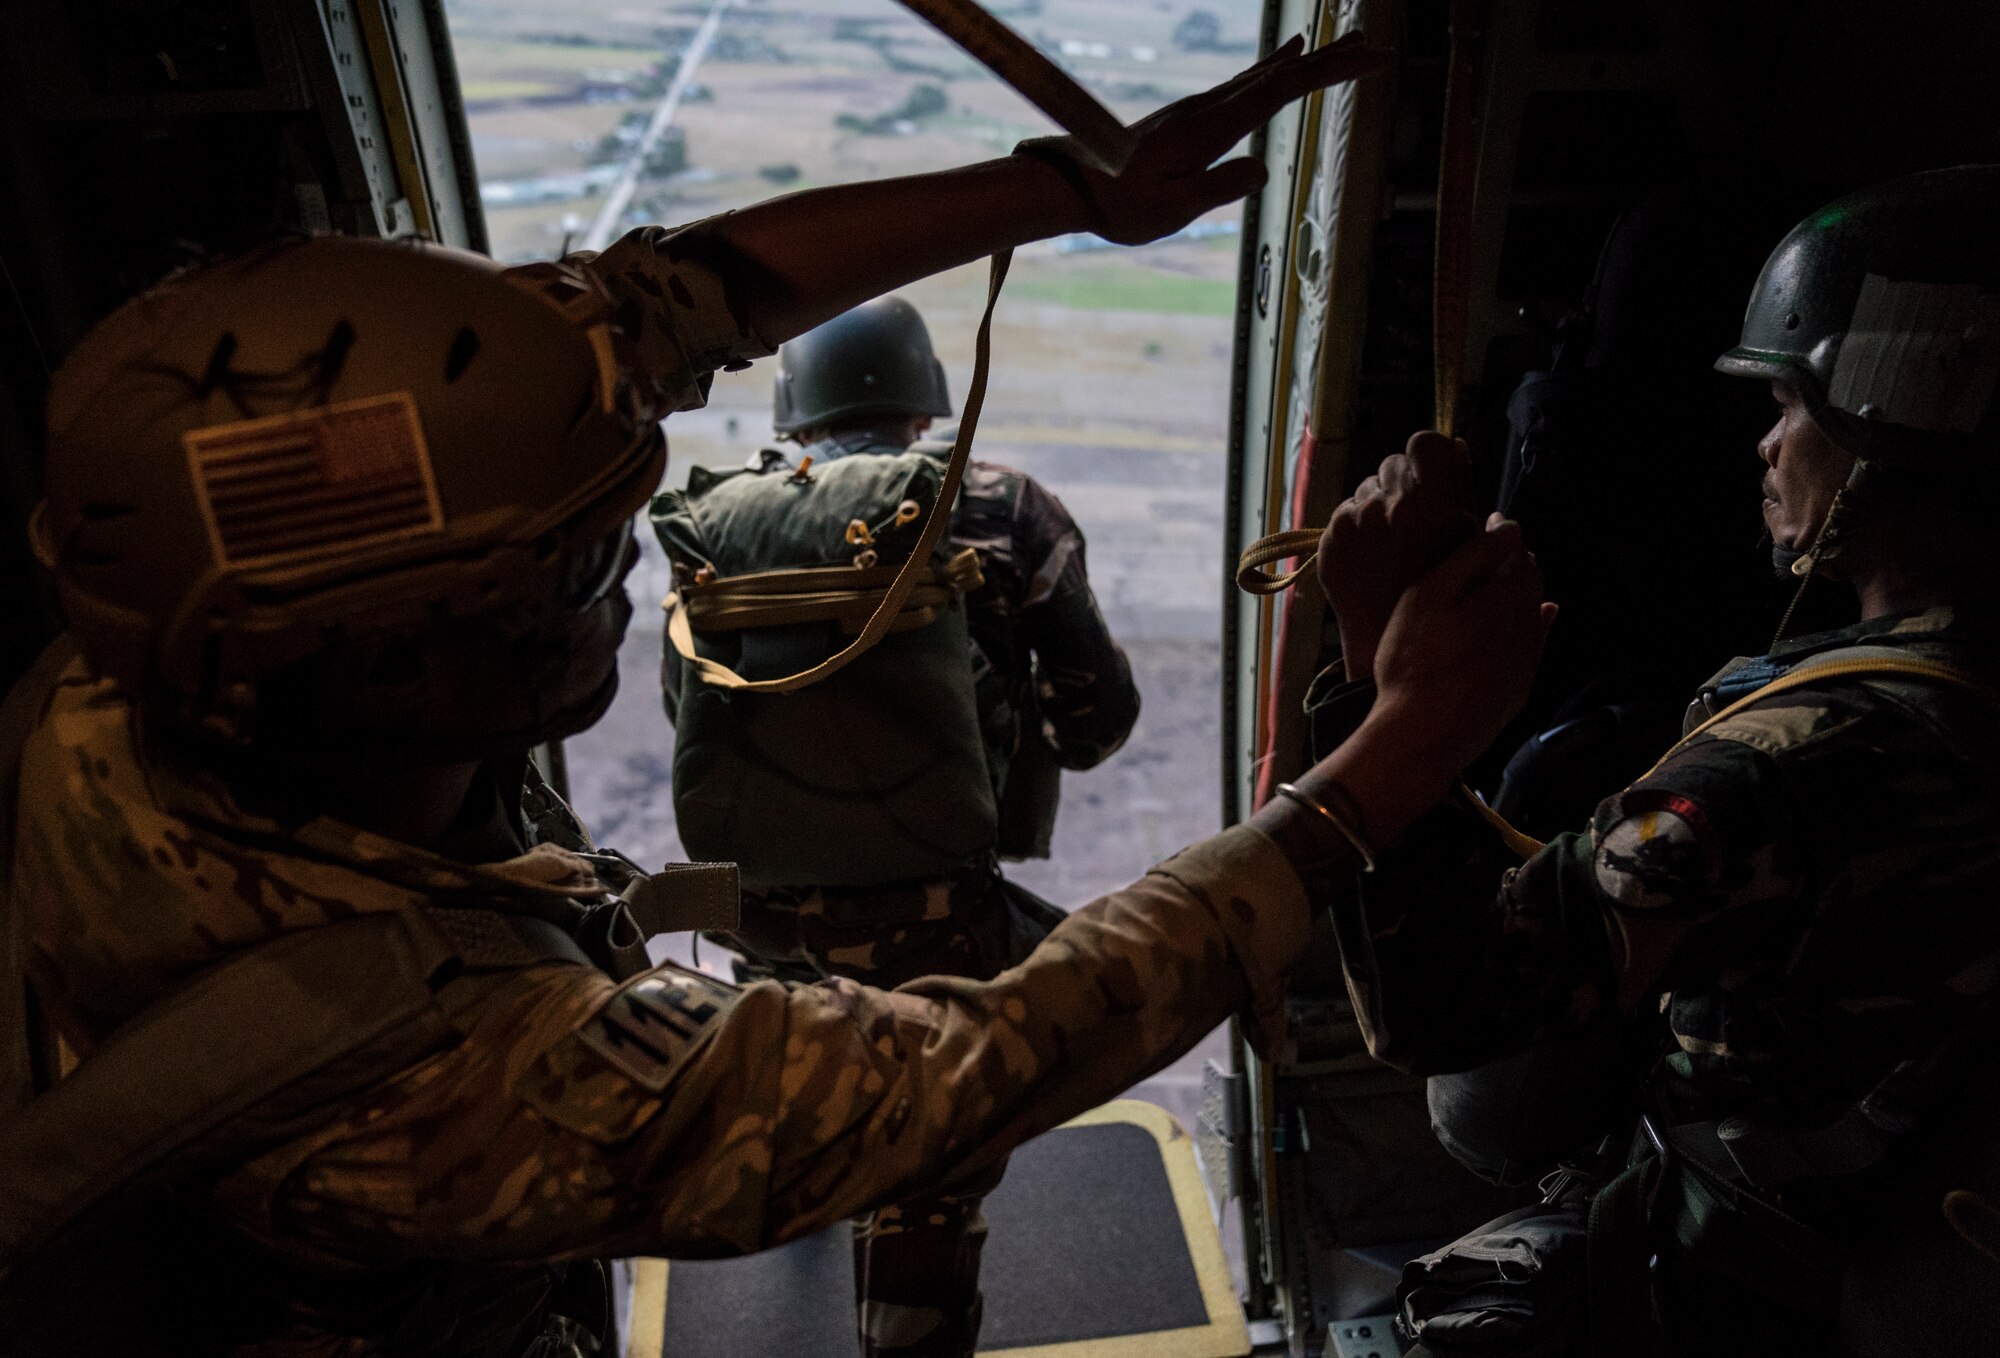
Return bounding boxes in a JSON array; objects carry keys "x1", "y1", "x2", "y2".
[{"x1": 1218, "y1": 0, "x2": 1400, "y2": 1342}]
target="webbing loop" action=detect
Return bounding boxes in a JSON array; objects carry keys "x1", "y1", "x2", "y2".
[
  {"x1": 660, "y1": 252, "x2": 1010, "y2": 695},
  {"x1": 1233, "y1": 527, "x2": 1323, "y2": 595}
]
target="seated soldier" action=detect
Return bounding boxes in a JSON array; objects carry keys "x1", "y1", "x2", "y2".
[
  {"x1": 0, "y1": 39, "x2": 1557, "y2": 1358},
  {"x1": 1308, "y1": 166, "x2": 2000, "y2": 1355},
  {"x1": 658, "y1": 297, "x2": 1141, "y2": 1357}
]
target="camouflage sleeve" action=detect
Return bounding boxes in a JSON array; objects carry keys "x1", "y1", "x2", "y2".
[
  {"x1": 1329, "y1": 709, "x2": 1821, "y2": 1075},
  {"x1": 515, "y1": 222, "x2": 776, "y2": 417},
  {"x1": 1011, "y1": 476, "x2": 1140, "y2": 770},
  {"x1": 239, "y1": 825, "x2": 1311, "y2": 1262}
]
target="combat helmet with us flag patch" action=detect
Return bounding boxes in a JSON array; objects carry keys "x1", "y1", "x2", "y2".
[{"x1": 30, "y1": 235, "x2": 663, "y2": 757}]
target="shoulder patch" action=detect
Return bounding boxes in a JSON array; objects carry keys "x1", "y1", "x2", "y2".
[
  {"x1": 577, "y1": 966, "x2": 734, "y2": 1093},
  {"x1": 519, "y1": 965, "x2": 737, "y2": 1144},
  {"x1": 1593, "y1": 791, "x2": 1719, "y2": 912}
]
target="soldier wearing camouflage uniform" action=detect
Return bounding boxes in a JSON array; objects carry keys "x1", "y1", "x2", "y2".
[
  {"x1": 1307, "y1": 167, "x2": 2000, "y2": 1353},
  {"x1": 679, "y1": 296, "x2": 1139, "y2": 1358},
  {"x1": 3, "y1": 38, "x2": 1533, "y2": 1358}
]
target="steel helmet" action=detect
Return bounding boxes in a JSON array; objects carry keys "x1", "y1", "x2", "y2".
[
  {"x1": 771, "y1": 295, "x2": 952, "y2": 435},
  {"x1": 32, "y1": 235, "x2": 664, "y2": 750},
  {"x1": 1715, "y1": 165, "x2": 2000, "y2": 464}
]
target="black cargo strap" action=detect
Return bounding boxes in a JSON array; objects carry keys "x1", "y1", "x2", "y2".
[
  {"x1": 0, "y1": 906, "x2": 589, "y2": 1282},
  {"x1": 1698, "y1": 1066, "x2": 1920, "y2": 1190},
  {"x1": 1584, "y1": 1112, "x2": 1848, "y2": 1355},
  {"x1": 1653, "y1": 1119, "x2": 1847, "y2": 1314},
  {"x1": 1585, "y1": 1156, "x2": 1658, "y2": 1357}
]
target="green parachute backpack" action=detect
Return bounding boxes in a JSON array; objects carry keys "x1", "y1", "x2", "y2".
[{"x1": 650, "y1": 450, "x2": 997, "y2": 888}]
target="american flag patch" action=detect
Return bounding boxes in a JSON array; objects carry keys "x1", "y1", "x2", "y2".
[{"x1": 182, "y1": 392, "x2": 444, "y2": 567}]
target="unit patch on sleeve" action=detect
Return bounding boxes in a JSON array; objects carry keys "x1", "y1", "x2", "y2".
[
  {"x1": 1593, "y1": 791, "x2": 1720, "y2": 913},
  {"x1": 575, "y1": 966, "x2": 735, "y2": 1093}
]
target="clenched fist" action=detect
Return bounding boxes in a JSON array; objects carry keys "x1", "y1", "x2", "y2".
[
  {"x1": 1291, "y1": 519, "x2": 1555, "y2": 853},
  {"x1": 1317, "y1": 431, "x2": 1478, "y2": 682}
]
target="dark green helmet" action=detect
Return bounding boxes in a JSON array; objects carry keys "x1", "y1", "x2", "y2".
[
  {"x1": 772, "y1": 296, "x2": 952, "y2": 435},
  {"x1": 1716, "y1": 165, "x2": 2000, "y2": 464}
]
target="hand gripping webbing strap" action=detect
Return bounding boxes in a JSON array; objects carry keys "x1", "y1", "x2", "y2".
[
  {"x1": 1234, "y1": 3, "x2": 1480, "y2": 596},
  {"x1": 665, "y1": 251, "x2": 1010, "y2": 695},
  {"x1": 1464, "y1": 654, "x2": 1999, "y2": 860}
]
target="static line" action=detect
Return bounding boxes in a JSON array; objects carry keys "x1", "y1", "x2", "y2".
[{"x1": 583, "y1": 0, "x2": 735, "y2": 253}]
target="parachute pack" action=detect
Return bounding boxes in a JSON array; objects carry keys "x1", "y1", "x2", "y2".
[{"x1": 651, "y1": 451, "x2": 998, "y2": 888}]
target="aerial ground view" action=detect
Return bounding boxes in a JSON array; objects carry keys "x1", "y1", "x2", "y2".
[{"x1": 444, "y1": 0, "x2": 1262, "y2": 1149}]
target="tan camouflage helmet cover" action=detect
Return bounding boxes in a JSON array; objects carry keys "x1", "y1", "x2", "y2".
[{"x1": 32, "y1": 236, "x2": 663, "y2": 716}]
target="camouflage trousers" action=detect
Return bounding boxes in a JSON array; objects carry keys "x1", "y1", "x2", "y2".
[{"x1": 708, "y1": 858, "x2": 1064, "y2": 1358}]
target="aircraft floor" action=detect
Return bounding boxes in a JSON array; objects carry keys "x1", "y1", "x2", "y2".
[{"x1": 628, "y1": 1101, "x2": 1246, "y2": 1358}]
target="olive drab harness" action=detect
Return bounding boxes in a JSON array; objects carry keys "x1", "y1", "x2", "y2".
[
  {"x1": 654, "y1": 447, "x2": 1003, "y2": 887},
  {"x1": 646, "y1": 48, "x2": 1086, "y2": 887}
]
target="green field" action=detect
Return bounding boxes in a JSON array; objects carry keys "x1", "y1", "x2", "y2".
[
  {"x1": 454, "y1": 37, "x2": 661, "y2": 73},
  {"x1": 1011, "y1": 261, "x2": 1236, "y2": 315},
  {"x1": 460, "y1": 77, "x2": 565, "y2": 100}
]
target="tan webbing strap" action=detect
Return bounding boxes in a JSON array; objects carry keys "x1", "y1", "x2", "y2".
[
  {"x1": 1459, "y1": 785, "x2": 1550, "y2": 860},
  {"x1": 664, "y1": 251, "x2": 1011, "y2": 695},
  {"x1": 1235, "y1": 7, "x2": 1481, "y2": 595},
  {"x1": 621, "y1": 863, "x2": 740, "y2": 936},
  {"x1": 1468, "y1": 656, "x2": 1997, "y2": 861},
  {"x1": 1233, "y1": 527, "x2": 1324, "y2": 596},
  {"x1": 666, "y1": 548, "x2": 984, "y2": 667},
  {"x1": 1634, "y1": 656, "x2": 1992, "y2": 785}
]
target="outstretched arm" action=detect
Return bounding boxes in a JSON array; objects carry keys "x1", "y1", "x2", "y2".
[
  {"x1": 702, "y1": 35, "x2": 1380, "y2": 344},
  {"x1": 245, "y1": 530, "x2": 1548, "y2": 1266},
  {"x1": 556, "y1": 37, "x2": 1381, "y2": 419}
]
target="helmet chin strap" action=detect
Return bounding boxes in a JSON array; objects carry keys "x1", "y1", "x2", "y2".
[{"x1": 1769, "y1": 458, "x2": 1873, "y2": 651}]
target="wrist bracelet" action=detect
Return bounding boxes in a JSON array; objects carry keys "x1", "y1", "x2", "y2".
[
  {"x1": 1012, "y1": 137, "x2": 1112, "y2": 239},
  {"x1": 1275, "y1": 780, "x2": 1377, "y2": 873}
]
